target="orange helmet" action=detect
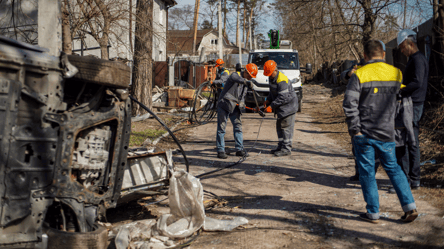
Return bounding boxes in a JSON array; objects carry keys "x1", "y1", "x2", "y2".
[
  {"x1": 263, "y1": 60, "x2": 277, "y2": 77},
  {"x1": 245, "y1": 63, "x2": 258, "y2": 78},
  {"x1": 216, "y1": 59, "x2": 224, "y2": 67}
]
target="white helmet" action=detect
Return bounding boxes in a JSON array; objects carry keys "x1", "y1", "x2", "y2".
[{"x1": 397, "y1": 29, "x2": 417, "y2": 47}]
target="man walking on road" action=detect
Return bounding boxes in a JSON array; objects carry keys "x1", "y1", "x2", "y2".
[
  {"x1": 397, "y1": 29, "x2": 429, "y2": 190},
  {"x1": 263, "y1": 60, "x2": 298, "y2": 157},
  {"x1": 216, "y1": 63, "x2": 257, "y2": 159},
  {"x1": 343, "y1": 40, "x2": 418, "y2": 223}
]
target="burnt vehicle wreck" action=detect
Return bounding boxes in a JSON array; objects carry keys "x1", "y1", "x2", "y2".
[{"x1": 0, "y1": 36, "x2": 133, "y2": 248}]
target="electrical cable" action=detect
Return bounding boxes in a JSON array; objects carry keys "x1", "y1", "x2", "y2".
[
  {"x1": 195, "y1": 114, "x2": 265, "y2": 179},
  {"x1": 129, "y1": 95, "x2": 190, "y2": 172}
]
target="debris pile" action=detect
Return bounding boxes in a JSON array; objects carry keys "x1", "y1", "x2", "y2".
[{"x1": 112, "y1": 167, "x2": 248, "y2": 249}]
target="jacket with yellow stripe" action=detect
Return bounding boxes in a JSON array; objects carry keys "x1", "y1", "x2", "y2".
[
  {"x1": 267, "y1": 71, "x2": 298, "y2": 119},
  {"x1": 214, "y1": 68, "x2": 230, "y2": 88},
  {"x1": 343, "y1": 59, "x2": 402, "y2": 142}
]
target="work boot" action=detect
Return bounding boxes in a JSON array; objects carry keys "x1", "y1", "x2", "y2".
[
  {"x1": 274, "y1": 150, "x2": 291, "y2": 157},
  {"x1": 359, "y1": 213, "x2": 379, "y2": 224},
  {"x1": 410, "y1": 182, "x2": 421, "y2": 190},
  {"x1": 217, "y1": 152, "x2": 228, "y2": 159},
  {"x1": 401, "y1": 209, "x2": 418, "y2": 222},
  {"x1": 349, "y1": 175, "x2": 360, "y2": 181},
  {"x1": 235, "y1": 150, "x2": 249, "y2": 157},
  {"x1": 270, "y1": 147, "x2": 281, "y2": 154},
  {"x1": 388, "y1": 186, "x2": 396, "y2": 194}
]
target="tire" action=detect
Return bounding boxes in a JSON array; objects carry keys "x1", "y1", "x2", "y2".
[
  {"x1": 298, "y1": 98, "x2": 302, "y2": 112},
  {"x1": 68, "y1": 55, "x2": 131, "y2": 89},
  {"x1": 46, "y1": 224, "x2": 108, "y2": 249}
]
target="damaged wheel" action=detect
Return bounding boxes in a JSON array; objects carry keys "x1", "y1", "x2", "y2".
[{"x1": 46, "y1": 224, "x2": 108, "y2": 249}]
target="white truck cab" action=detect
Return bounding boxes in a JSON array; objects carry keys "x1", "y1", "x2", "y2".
[{"x1": 246, "y1": 48, "x2": 311, "y2": 112}]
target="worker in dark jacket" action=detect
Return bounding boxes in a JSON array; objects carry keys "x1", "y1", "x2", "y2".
[
  {"x1": 397, "y1": 29, "x2": 429, "y2": 189},
  {"x1": 216, "y1": 63, "x2": 257, "y2": 159},
  {"x1": 263, "y1": 60, "x2": 298, "y2": 157},
  {"x1": 343, "y1": 40, "x2": 417, "y2": 223}
]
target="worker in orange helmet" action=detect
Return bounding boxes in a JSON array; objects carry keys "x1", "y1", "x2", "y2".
[
  {"x1": 263, "y1": 60, "x2": 298, "y2": 157},
  {"x1": 214, "y1": 59, "x2": 230, "y2": 90},
  {"x1": 216, "y1": 63, "x2": 258, "y2": 159}
]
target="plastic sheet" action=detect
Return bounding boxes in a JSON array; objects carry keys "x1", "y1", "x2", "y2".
[
  {"x1": 203, "y1": 217, "x2": 249, "y2": 232},
  {"x1": 114, "y1": 168, "x2": 248, "y2": 248},
  {"x1": 157, "y1": 169, "x2": 205, "y2": 238}
]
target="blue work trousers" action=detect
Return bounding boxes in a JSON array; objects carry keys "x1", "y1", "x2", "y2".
[
  {"x1": 353, "y1": 134, "x2": 416, "y2": 219},
  {"x1": 216, "y1": 106, "x2": 243, "y2": 152}
]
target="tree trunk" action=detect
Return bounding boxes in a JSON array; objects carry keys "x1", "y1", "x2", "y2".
[
  {"x1": 192, "y1": 0, "x2": 200, "y2": 55},
  {"x1": 223, "y1": 0, "x2": 227, "y2": 36},
  {"x1": 361, "y1": 0, "x2": 376, "y2": 45},
  {"x1": 438, "y1": 0, "x2": 444, "y2": 67},
  {"x1": 99, "y1": 39, "x2": 109, "y2": 59},
  {"x1": 131, "y1": 0, "x2": 153, "y2": 115},
  {"x1": 236, "y1": 0, "x2": 240, "y2": 46},
  {"x1": 243, "y1": 1, "x2": 246, "y2": 48},
  {"x1": 61, "y1": 0, "x2": 72, "y2": 54}
]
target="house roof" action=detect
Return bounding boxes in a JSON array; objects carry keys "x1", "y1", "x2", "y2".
[
  {"x1": 167, "y1": 29, "x2": 212, "y2": 55},
  {"x1": 163, "y1": 0, "x2": 177, "y2": 8},
  {"x1": 167, "y1": 29, "x2": 231, "y2": 55}
]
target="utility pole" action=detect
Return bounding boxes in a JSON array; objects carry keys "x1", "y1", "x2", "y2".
[
  {"x1": 38, "y1": 0, "x2": 62, "y2": 56},
  {"x1": 403, "y1": 0, "x2": 407, "y2": 29},
  {"x1": 192, "y1": 0, "x2": 201, "y2": 55},
  {"x1": 248, "y1": 12, "x2": 252, "y2": 50},
  {"x1": 238, "y1": 10, "x2": 242, "y2": 66},
  {"x1": 218, "y1": 0, "x2": 223, "y2": 59}
]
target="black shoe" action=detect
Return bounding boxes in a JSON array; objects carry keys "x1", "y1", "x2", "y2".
[
  {"x1": 270, "y1": 148, "x2": 281, "y2": 154},
  {"x1": 359, "y1": 213, "x2": 379, "y2": 224},
  {"x1": 349, "y1": 175, "x2": 360, "y2": 181},
  {"x1": 401, "y1": 209, "x2": 418, "y2": 222},
  {"x1": 274, "y1": 150, "x2": 291, "y2": 157},
  {"x1": 217, "y1": 152, "x2": 228, "y2": 159},
  {"x1": 410, "y1": 182, "x2": 420, "y2": 190},
  {"x1": 388, "y1": 186, "x2": 396, "y2": 194},
  {"x1": 235, "y1": 150, "x2": 249, "y2": 157}
]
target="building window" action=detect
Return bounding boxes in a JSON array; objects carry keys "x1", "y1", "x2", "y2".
[{"x1": 211, "y1": 39, "x2": 218, "y2": 45}]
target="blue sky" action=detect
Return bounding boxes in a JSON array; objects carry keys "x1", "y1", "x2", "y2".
[
  {"x1": 171, "y1": 0, "x2": 434, "y2": 44},
  {"x1": 172, "y1": 0, "x2": 275, "y2": 43}
]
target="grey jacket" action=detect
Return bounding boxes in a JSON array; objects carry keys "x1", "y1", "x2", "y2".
[
  {"x1": 218, "y1": 72, "x2": 248, "y2": 114},
  {"x1": 395, "y1": 95, "x2": 416, "y2": 147},
  {"x1": 214, "y1": 68, "x2": 230, "y2": 87},
  {"x1": 267, "y1": 71, "x2": 298, "y2": 119},
  {"x1": 343, "y1": 60, "x2": 402, "y2": 142}
]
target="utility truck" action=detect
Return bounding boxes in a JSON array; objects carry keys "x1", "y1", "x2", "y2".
[{"x1": 246, "y1": 29, "x2": 312, "y2": 112}]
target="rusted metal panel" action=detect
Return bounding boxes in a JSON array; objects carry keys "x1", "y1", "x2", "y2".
[
  {"x1": 0, "y1": 35, "x2": 132, "y2": 246},
  {"x1": 122, "y1": 151, "x2": 172, "y2": 190}
]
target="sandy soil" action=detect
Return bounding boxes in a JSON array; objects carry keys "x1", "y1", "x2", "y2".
[{"x1": 108, "y1": 84, "x2": 444, "y2": 249}]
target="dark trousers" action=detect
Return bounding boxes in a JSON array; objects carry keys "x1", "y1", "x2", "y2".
[
  {"x1": 400, "y1": 104, "x2": 423, "y2": 185},
  {"x1": 276, "y1": 113, "x2": 296, "y2": 152}
]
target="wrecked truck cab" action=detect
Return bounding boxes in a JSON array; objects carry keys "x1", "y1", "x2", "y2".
[{"x1": 0, "y1": 35, "x2": 132, "y2": 247}]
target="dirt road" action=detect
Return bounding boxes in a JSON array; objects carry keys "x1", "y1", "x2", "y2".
[{"x1": 173, "y1": 84, "x2": 444, "y2": 248}]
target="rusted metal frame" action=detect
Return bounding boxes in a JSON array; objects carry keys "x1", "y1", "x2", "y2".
[{"x1": 42, "y1": 103, "x2": 126, "y2": 207}]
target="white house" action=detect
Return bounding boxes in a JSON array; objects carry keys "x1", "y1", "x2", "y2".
[
  {"x1": 72, "y1": 0, "x2": 176, "y2": 62},
  {"x1": 0, "y1": 0, "x2": 176, "y2": 61}
]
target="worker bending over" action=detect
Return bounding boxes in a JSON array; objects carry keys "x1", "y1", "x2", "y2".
[
  {"x1": 343, "y1": 40, "x2": 417, "y2": 223},
  {"x1": 216, "y1": 63, "x2": 257, "y2": 159},
  {"x1": 263, "y1": 60, "x2": 298, "y2": 157}
]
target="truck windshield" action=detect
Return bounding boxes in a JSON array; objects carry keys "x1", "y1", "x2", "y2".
[{"x1": 249, "y1": 52, "x2": 299, "y2": 70}]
